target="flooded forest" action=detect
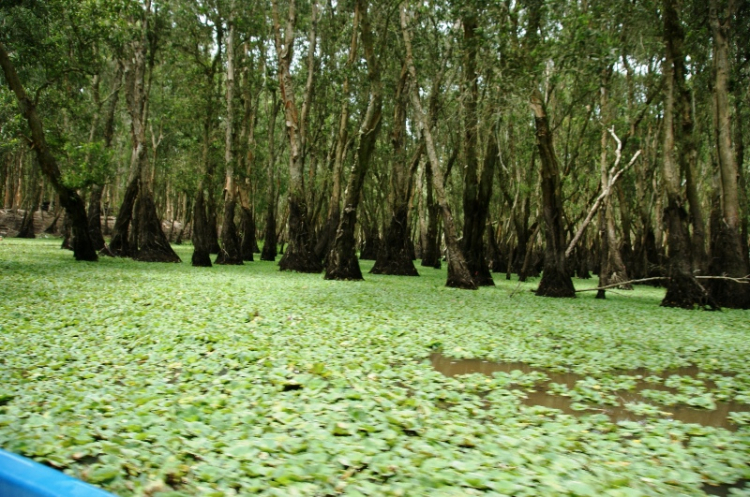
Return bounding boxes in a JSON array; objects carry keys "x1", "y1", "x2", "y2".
[{"x1": 2, "y1": 0, "x2": 750, "y2": 308}]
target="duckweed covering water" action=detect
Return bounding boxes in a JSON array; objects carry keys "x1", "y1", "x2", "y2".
[{"x1": 0, "y1": 239, "x2": 749, "y2": 496}]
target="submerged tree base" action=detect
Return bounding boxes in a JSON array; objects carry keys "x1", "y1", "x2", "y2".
[
  {"x1": 661, "y1": 273, "x2": 718, "y2": 310},
  {"x1": 133, "y1": 249, "x2": 182, "y2": 263},
  {"x1": 707, "y1": 226, "x2": 750, "y2": 309},
  {"x1": 370, "y1": 262, "x2": 419, "y2": 276},
  {"x1": 370, "y1": 256, "x2": 419, "y2": 276},
  {"x1": 325, "y1": 255, "x2": 363, "y2": 281},
  {"x1": 446, "y1": 264, "x2": 478, "y2": 290},
  {"x1": 215, "y1": 250, "x2": 244, "y2": 265},
  {"x1": 536, "y1": 269, "x2": 576, "y2": 298},
  {"x1": 471, "y1": 268, "x2": 495, "y2": 287},
  {"x1": 279, "y1": 249, "x2": 323, "y2": 273},
  {"x1": 131, "y1": 193, "x2": 181, "y2": 263},
  {"x1": 191, "y1": 250, "x2": 212, "y2": 267}
]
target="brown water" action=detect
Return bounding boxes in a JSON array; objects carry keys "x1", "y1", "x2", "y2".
[{"x1": 429, "y1": 353, "x2": 750, "y2": 430}]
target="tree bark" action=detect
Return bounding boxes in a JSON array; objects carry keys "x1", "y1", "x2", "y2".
[
  {"x1": 660, "y1": 0, "x2": 715, "y2": 309},
  {"x1": 191, "y1": 187, "x2": 212, "y2": 267},
  {"x1": 109, "y1": 3, "x2": 179, "y2": 263},
  {"x1": 370, "y1": 64, "x2": 420, "y2": 277},
  {"x1": 216, "y1": 7, "x2": 243, "y2": 265},
  {"x1": 530, "y1": 90, "x2": 575, "y2": 297},
  {"x1": 239, "y1": 206, "x2": 258, "y2": 260},
  {"x1": 17, "y1": 166, "x2": 40, "y2": 239},
  {"x1": 707, "y1": 0, "x2": 750, "y2": 308},
  {"x1": 237, "y1": 40, "x2": 261, "y2": 261},
  {"x1": 272, "y1": 0, "x2": 322, "y2": 272},
  {"x1": 87, "y1": 184, "x2": 106, "y2": 249},
  {"x1": 88, "y1": 62, "x2": 123, "y2": 252},
  {"x1": 400, "y1": 4, "x2": 476, "y2": 290},
  {"x1": 420, "y1": 157, "x2": 442, "y2": 268},
  {"x1": 460, "y1": 14, "x2": 495, "y2": 287},
  {"x1": 261, "y1": 93, "x2": 280, "y2": 262},
  {"x1": 0, "y1": 42, "x2": 97, "y2": 261},
  {"x1": 315, "y1": 8, "x2": 359, "y2": 263},
  {"x1": 326, "y1": 0, "x2": 384, "y2": 281}
]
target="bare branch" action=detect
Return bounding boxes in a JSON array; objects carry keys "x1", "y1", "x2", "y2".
[
  {"x1": 575, "y1": 275, "x2": 749, "y2": 293},
  {"x1": 565, "y1": 148, "x2": 641, "y2": 258},
  {"x1": 575, "y1": 277, "x2": 665, "y2": 292}
]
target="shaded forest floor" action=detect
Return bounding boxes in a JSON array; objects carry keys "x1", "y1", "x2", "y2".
[{"x1": 0, "y1": 239, "x2": 748, "y2": 496}]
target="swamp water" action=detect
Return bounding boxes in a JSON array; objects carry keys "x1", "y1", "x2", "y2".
[
  {"x1": 429, "y1": 353, "x2": 750, "y2": 430},
  {"x1": 430, "y1": 354, "x2": 750, "y2": 495}
]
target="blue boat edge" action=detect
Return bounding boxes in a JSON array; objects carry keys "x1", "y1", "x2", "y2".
[{"x1": 0, "y1": 448, "x2": 115, "y2": 497}]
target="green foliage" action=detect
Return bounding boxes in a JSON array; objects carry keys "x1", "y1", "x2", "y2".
[{"x1": 0, "y1": 239, "x2": 749, "y2": 495}]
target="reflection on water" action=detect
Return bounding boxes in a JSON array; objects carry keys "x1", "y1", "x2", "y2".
[
  {"x1": 429, "y1": 353, "x2": 750, "y2": 430},
  {"x1": 702, "y1": 480, "x2": 749, "y2": 497}
]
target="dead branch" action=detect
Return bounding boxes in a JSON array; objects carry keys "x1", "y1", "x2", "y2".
[
  {"x1": 695, "y1": 275, "x2": 750, "y2": 284},
  {"x1": 575, "y1": 277, "x2": 665, "y2": 292},
  {"x1": 565, "y1": 142, "x2": 641, "y2": 258},
  {"x1": 575, "y1": 274, "x2": 749, "y2": 293}
]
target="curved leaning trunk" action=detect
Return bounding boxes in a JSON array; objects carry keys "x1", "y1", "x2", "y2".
[
  {"x1": 0, "y1": 42, "x2": 98, "y2": 261},
  {"x1": 325, "y1": 100, "x2": 382, "y2": 280},
  {"x1": 401, "y1": 5, "x2": 475, "y2": 290},
  {"x1": 325, "y1": 0, "x2": 384, "y2": 280}
]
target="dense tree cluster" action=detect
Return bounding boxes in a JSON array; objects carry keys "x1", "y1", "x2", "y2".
[{"x1": 1, "y1": 0, "x2": 749, "y2": 308}]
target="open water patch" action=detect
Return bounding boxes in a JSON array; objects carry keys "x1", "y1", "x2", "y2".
[{"x1": 430, "y1": 353, "x2": 750, "y2": 430}]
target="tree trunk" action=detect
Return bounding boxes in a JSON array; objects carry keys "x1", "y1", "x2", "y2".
[
  {"x1": 272, "y1": 0, "x2": 322, "y2": 273},
  {"x1": 530, "y1": 90, "x2": 575, "y2": 297},
  {"x1": 401, "y1": 4, "x2": 475, "y2": 289},
  {"x1": 660, "y1": 0, "x2": 714, "y2": 309},
  {"x1": 359, "y1": 224, "x2": 380, "y2": 260},
  {"x1": 315, "y1": 8, "x2": 358, "y2": 263},
  {"x1": 370, "y1": 204, "x2": 418, "y2": 276},
  {"x1": 216, "y1": 8, "x2": 243, "y2": 266},
  {"x1": 463, "y1": 129, "x2": 498, "y2": 286},
  {"x1": 132, "y1": 186, "x2": 180, "y2": 262},
  {"x1": 17, "y1": 165, "x2": 40, "y2": 239},
  {"x1": 326, "y1": 0, "x2": 383, "y2": 281},
  {"x1": 707, "y1": 0, "x2": 750, "y2": 308},
  {"x1": 191, "y1": 188, "x2": 212, "y2": 267},
  {"x1": 16, "y1": 207, "x2": 37, "y2": 239},
  {"x1": 420, "y1": 158, "x2": 441, "y2": 268},
  {"x1": 460, "y1": 14, "x2": 494, "y2": 287},
  {"x1": 110, "y1": 5, "x2": 179, "y2": 263},
  {"x1": 239, "y1": 206, "x2": 257, "y2": 260},
  {"x1": 370, "y1": 65, "x2": 419, "y2": 277},
  {"x1": 260, "y1": 201, "x2": 278, "y2": 261},
  {"x1": 89, "y1": 62, "x2": 123, "y2": 253},
  {"x1": 60, "y1": 213, "x2": 74, "y2": 251}
]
